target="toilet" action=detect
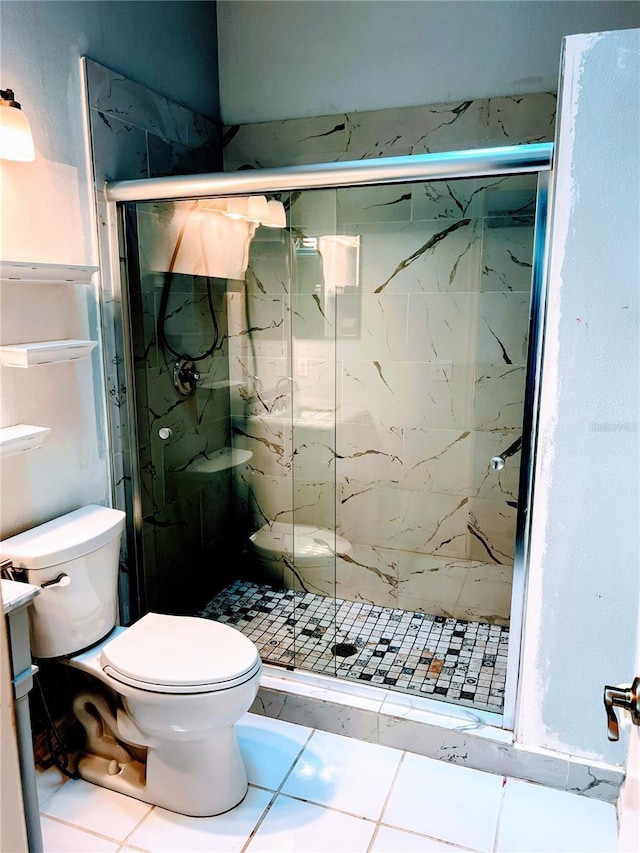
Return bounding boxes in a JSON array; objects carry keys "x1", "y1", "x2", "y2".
[
  {"x1": 249, "y1": 521, "x2": 352, "y2": 593},
  {"x1": 1, "y1": 505, "x2": 262, "y2": 817}
]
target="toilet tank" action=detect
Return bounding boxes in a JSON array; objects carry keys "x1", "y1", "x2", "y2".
[{"x1": 1, "y1": 506, "x2": 126, "y2": 658}]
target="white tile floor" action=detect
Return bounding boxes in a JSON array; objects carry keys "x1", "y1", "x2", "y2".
[{"x1": 37, "y1": 713, "x2": 618, "y2": 853}]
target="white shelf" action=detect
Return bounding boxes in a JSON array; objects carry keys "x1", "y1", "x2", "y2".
[
  {"x1": 0, "y1": 261, "x2": 98, "y2": 285},
  {"x1": 179, "y1": 447, "x2": 253, "y2": 479},
  {"x1": 0, "y1": 340, "x2": 98, "y2": 368},
  {"x1": 0, "y1": 425, "x2": 51, "y2": 458}
]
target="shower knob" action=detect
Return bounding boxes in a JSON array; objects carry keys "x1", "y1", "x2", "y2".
[
  {"x1": 491, "y1": 456, "x2": 505, "y2": 471},
  {"x1": 158, "y1": 427, "x2": 172, "y2": 440}
]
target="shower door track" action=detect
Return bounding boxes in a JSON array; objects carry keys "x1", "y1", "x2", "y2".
[{"x1": 105, "y1": 142, "x2": 554, "y2": 733}]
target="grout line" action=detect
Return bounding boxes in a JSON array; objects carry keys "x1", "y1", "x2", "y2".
[
  {"x1": 271, "y1": 790, "x2": 382, "y2": 825},
  {"x1": 492, "y1": 775, "x2": 509, "y2": 853},
  {"x1": 238, "y1": 726, "x2": 315, "y2": 853},
  {"x1": 375, "y1": 748, "x2": 406, "y2": 829},
  {"x1": 39, "y1": 813, "x2": 127, "y2": 846},
  {"x1": 119, "y1": 803, "x2": 156, "y2": 848}
]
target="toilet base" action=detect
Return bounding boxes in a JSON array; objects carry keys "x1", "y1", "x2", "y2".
[
  {"x1": 77, "y1": 748, "x2": 249, "y2": 817},
  {"x1": 73, "y1": 690, "x2": 250, "y2": 817}
]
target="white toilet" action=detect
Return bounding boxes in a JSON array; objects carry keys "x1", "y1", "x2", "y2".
[
  {"x1": 249, "y1": 521, "x2": 352, "y2": 594},
  {"x1": 1, "y1": 505, "x2": 262, "y2": 817}
]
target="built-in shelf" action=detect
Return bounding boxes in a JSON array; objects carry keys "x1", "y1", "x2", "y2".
[
  {"x1": 178, "y1": 448, "x2": 253, "y2": 484},
  {"x1": 0, "y1": 261, "x2": 98, "y2": 285},
  {"x1": 0, "y1": 340, "x2": 98, "y2": 368},
  {"x1": 199, "y1": 379, "x2": 246, "y2": 391},
  {"x1": 0, "y1": 425, "x2": 51, "y2": 458}
]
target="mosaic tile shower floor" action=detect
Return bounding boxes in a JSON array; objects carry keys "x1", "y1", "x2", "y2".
[{"x1": 199, "y1": 581, "x2": 508, "y2": 713}]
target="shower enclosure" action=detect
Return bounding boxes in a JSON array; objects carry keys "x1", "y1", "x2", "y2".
[{"x1": 107, "y1": 144, "x2": 551, "y2": 725}]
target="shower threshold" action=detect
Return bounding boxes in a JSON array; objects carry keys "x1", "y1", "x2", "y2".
[{"x1": 199, "y1": 581, "x2": 508, "y2": 714}]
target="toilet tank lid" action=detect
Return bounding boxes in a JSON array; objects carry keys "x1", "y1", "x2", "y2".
[
  {"x1": 101, "y1": 613, "x2": 260, "y2": 689},
  {"x1": 0, "y1": 505, "x2": 126, "y2": 570}
]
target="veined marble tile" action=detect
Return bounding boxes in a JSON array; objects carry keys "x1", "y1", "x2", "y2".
[
  {"x1": 163, "y1": 423, "x2": 229, "y2": 504},
  {"x1": 354, "y1": 219, "x2": 481, "y2": 295},
  {"x1": 185, "y1": 112, "x2": 223, "y2": 164},
  {"x1": 327, "y1": 100, "x2": 487, "y2": 159},
  {"x1": 338, "y1": 185, "x2": 412, "y2": 224},
  {"x1": 201, "y1": 472, "x2": 234, "y2": 548},
  {"x1": 396, "y1": 553, "x2": 471, "y2": 614},
  {"x1": 336, "y1": 293, "x2": 409, "y2": 362},
  {"x1": 247, "y1": 471, "x2": 336, "y2": 532},
  {"x1": 483, "y1": 175, "x2": 537, "y2": 218},
  {"x1": 467, "y1": 498, "x2": 517, "y2": 565},
  {"x1": 293, "y1": 425, "x2": 336, "y2": 484},
  {"x1": 86, "y1": 58, "x2": 191, "y2": 146},
  {"x1": 407, "y1": 292, "x2": 478, "y2": 364},
  {"x1": 486, "y1": 93, "x2": 557, "y2": 146},
  {"x1": 412, "y1": 174, "x2": 534, "y2": 222},
  {"x1": 291, "y1": 292, "x2": 335, "y2": 340},
  {"x1": 247, "y1": 230, "x2": 292, "y2": 295},
  {"x1": 233, "y1": 414, "x2": 292, "y2": 477},
  {"x1": 341, "y1": 359, "x2": 473, "y2": 431},
  {"x1": 147, "y1": 133, "x2": 219, "y2": 178},
  {"x1": 228, "y1": 354, "x2": 293, "y2": 418},
  {"x1": 473, "y1": 364, "x2": 526, "y2": 432},
  {"x1": 144, "y1": 364, "x2": 203, "y2": 445},
  {"x1": 476, "y1": 292, "x2": 530, "y2": 366},
  {"x1": 292, "y1": 478, "x2": 337, "y2": 529},
  {"x1": 401, "y1": 427, "x2": 472, "y2": 496},
  {"x1": 89, "y1": 108, "x2": 148, "y2": 182},
  {"x1": 289, "y1": 188, "x2": 338, "y2": 231},
  {"x1": 339, "y1": 480, "x2": 469, "y2": 558},
  {"x1": 482, "y1": 218, "x2": 535, "y2": 293},
  {"x1": 455, "y1": 562, "x2": 513, "y2": 625},
  {"x1": 232, "y1": 291, "x2": 287, "y2": 356},
  {"x1": 335, "y1": 543, "x2": 400, "y2": 607},
  {"x1": 139, "y1": 440, "x2": 164, "y2": 518},
  {"x1": 335, "y1": 421, "x2": 404, "y2": 483},
  {"x1": 223, "y1": 94, "x2": 555, "y2": 171},
  {"x1": 471, "y1": 430, "x2": 521, "y2": 501}
]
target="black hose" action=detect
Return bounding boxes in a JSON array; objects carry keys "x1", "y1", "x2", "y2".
[
  {"x1": 158, "y1": 272, "x2": 219, "y2": 362},
  {"x1": 34, "y1": 673, "x2": 78, "y2": 779}
]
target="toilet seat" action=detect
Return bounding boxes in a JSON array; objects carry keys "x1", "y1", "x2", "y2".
[{"x1": 100, "y1": 613, "x2": 261, "y2": 695}]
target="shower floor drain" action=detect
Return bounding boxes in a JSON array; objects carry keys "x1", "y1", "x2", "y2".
[{"x1": 331, "y1": 642, "x2": 358, "y2": 658}]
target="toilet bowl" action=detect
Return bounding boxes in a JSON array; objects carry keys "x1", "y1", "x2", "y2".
[
  {"x1": 249, "y1": 521, "x2": 352, "y2": 593},
  {"x1": 1, "y1": 506, "x2": 262, "y2": 817}
]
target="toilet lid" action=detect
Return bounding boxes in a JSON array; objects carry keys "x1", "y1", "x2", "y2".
[{"x1": 100, "y1": 613, "x2": 260, "y2": 693}]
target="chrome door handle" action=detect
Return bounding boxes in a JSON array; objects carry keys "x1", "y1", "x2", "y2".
[{"x1": 603, "y1": 677, "x2": 640, "y2": 741}]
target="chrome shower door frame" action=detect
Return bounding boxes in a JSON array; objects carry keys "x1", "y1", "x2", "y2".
[{"x1": 106, "y1": 143, "x2": 553, "y2": 730}]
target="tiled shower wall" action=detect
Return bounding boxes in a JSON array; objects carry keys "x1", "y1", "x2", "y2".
[
  {"x1": 225, "y1": 94, "x2": 555, "y2": 623},
  {"x1": 84, "y1": 59, "x2": 224, "y2": 617}
]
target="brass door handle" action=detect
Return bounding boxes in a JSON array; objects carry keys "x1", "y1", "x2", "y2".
[{"x1": 603, "y1": 677, "x2": 640, "y2": 741}]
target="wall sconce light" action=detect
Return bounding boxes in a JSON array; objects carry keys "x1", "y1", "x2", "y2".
[{"x1": 0, "y1": 88, "x2": 35, "y2": 162}]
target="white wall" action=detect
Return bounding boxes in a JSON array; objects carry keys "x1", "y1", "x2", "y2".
[
  {"x1": 0, "y1": 0, "x2": 219, "y2": 265},
  {"x1": 0, "y1": 1, "x2": 219, "y2": 536},
  {"x1": 217, "y1": 0, "x2": 639, "y2": 124},
  {"x1": 520, "y1": 28, "x2": 640, "y2": 765}
]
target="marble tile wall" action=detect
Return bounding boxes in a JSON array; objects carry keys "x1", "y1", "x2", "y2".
[
  {"x1": 225, "y1": 94, "x2": 555, "y2": 623},
  {"x1": 84, "y1": 59, "x2": 223, "y2": 618}
]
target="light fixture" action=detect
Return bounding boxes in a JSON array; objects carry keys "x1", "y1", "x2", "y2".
[
  {"x1": 262, "y1": 199, "x2": 287, "y2": 228},
  {"x1": 0, "y1": 88, "x2": 35, "y2": 162}
]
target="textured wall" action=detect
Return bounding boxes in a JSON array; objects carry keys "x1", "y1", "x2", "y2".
[
  {"x1": 217, "y1": 0, "x2": 639, "y2": 123},
  {"x1": 520, "y1": 28, "x2": 640, "y2": 765},
  {"x1": 0, "y1": 1, "x2": 219, "y2": 539}
]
